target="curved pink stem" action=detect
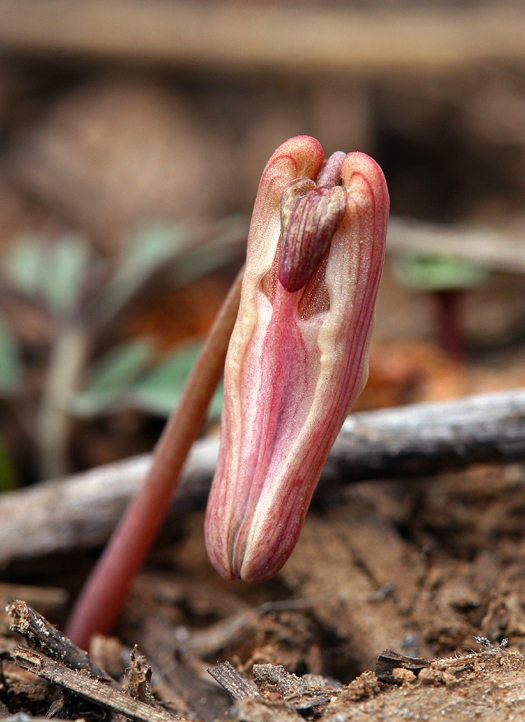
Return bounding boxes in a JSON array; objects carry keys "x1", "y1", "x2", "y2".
[{"x1": 66, "y1": 268, "x2": 243, "y2": 649}]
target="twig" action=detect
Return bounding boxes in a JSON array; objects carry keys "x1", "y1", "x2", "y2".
[
  {"x1": 181, "y1": 595, "x2": 336, "y2": 658},
  {"x1": 207, "y1": 662, "x2": 336, "y2": 715},
  {"x1": 206, "y1": 662, "x2": 260, "y2": 701},
  {"x1": 132, "y1": 615, "x2": 231, "y2": 722},
  {"x1": 6, "y1": 600, "x2": 111, "y2": 681},
  {"x1": 2, "y1": 388, "x2": 525, "y2": 568},
  {"x1": 375, "y1": 650, "x2": 431, "y2": 684},
  {"x1": 10, "y1": 647, "x2": 187, "y2": 722}
]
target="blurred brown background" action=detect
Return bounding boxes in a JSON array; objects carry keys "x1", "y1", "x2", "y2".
[{"x1": 1, "y1": 0, "x2": 525, "y2": 482}]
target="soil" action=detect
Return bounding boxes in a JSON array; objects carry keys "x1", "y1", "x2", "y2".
[{"x1": 2, "y1": 451, "x2": 525, "y2": 721}]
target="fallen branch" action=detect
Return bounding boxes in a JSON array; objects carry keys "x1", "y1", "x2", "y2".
[
  {"x1": 0, "y1": 439, "x2": 215, "y2": 568},
  {"x1": 387, "y1": 217, "x2": 525, "y2": 275},
  {"x1": 1, "y1": 389, "x2": 525, "y2": 567},
  {"x1": 0, "y1": 0, "x2": 524, "y2": 77},
  {"x1": 332, "y1": 387, "x2": 525, "y2": 481}
]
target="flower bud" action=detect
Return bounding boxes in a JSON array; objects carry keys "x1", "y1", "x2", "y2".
[{"x1": 205, "y1": 136, "x2": 389, "y2": 582}]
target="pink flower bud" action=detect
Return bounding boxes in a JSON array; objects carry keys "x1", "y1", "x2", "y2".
[{"x1": 205, "y1": 136, "x2": 389, "y2": 582}]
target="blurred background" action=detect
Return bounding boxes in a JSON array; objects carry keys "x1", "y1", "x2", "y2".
[{"x1": 0, "y1": 0, "x2": 525, "y2": 486}]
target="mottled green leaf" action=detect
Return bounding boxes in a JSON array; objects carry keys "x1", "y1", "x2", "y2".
[
  {"x1": 72, "y1": 338, "x2": 154, "y2": 415},
  {"x1": 3, "y1": 234, "x2": 91, "y2": 316},
  {"x1": 3, "y1": 237, "x2": 44, "y2": 295},
  {"x1": 127, "y1": 342, "x2": 223, "y2": 418},
  {"x1": 0, "y1": 316, "x2": 21, "y2": 393},
  {"x1": 394, "y1": 255, "x2": 489, "y2": 292},
  {"x1": 93, "y1": 225, "x2": 187, "y2": 324},
  {"x1": 42, "y1": 234, "x2": 91, "y2": 315},
  {"x1": 170, "y1": 216, "x2": 248, "y2": 286}
]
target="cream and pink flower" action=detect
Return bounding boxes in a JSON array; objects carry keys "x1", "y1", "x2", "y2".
[{"x1": 205, "y1": 135, "x2": 389, "y2": 582}]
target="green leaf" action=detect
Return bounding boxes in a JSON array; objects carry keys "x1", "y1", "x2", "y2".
[
  {"x1": 3, "y1": 234, "x2": 91, "y2": 316},
  {"x1": 72, "y1": 338, "x2": 154, "y2": 415},
  {"x1": 125, "y1": 225, "x2": 189, "y2": 271},
  {"x1": 3, "y1": 236, "x2": 45, "y2": 295},
  {"x1": 93, "y1": 225, "x2": 188, "y2": 325},
  {"x1": 0, "y1": 316, "x2": 22, "y2": 393},
  {"x1": 41, "y1": 234, "x2": 91, "y2": 315},
  {"x1": 170, "y1": 216, "x2": 248, "y2": 286},
  {"x1": 393, "y1": 255, "x2": 489, "y2": 292},
  {"x1": 127, "y1": 342, "x2": 223, "y2": 418}
]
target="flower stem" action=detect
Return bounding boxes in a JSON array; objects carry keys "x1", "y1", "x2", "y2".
[
  {"x1": 38, "y1": 323, "x2": 90, "y2": 480},
  {"x1": 65, "y1": 268, "x2": 244, "y2": 649},
  {"x1": 434, "y1": 288, "x2": 467, "y2": 363}
]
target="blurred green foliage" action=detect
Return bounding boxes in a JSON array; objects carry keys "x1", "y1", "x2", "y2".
[
  {"x1": 0, "y1": 218, "x2": 245, "y2": 482},
  {"x1": 393, "y1": 254, "x2": 489, "y2": 292}
]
